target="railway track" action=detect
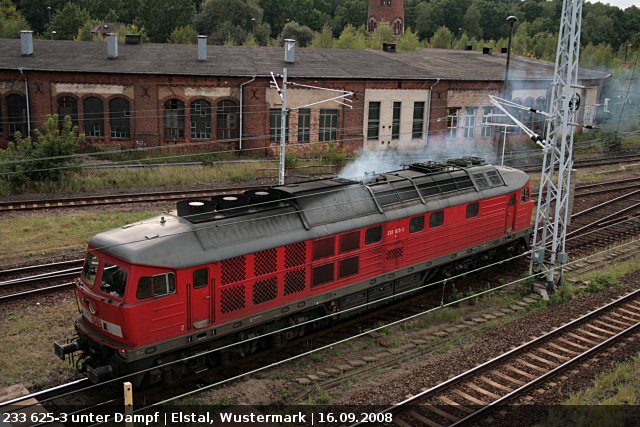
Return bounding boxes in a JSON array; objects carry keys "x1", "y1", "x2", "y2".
[
  {"x1": 383, "y1": 287, "x2": 640, "y2": 427},
  {"x1": 519, "y1": 152, "x2": 640, "y2": 173},
  {"x1": 0, "y1": 153, "x2": 638, "y2": 213},
  {"x1": 0, "y1": 178, "x2": 637, "y2": 302},
  {"x1": 0, "y1": 259, "x2": 83, "y2": 302},
  {"x1": 0, "y1": 186, "x2": 255, "y2": 212}
]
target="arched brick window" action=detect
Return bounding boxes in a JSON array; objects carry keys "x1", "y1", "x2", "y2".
[
  {"x1": 84, "y1": 97, "x2": 104, "y2": 138},
  {"x1": 109, "y1": 97, "x2": 130, "y2": 139},
  {"x1": 58, "y1": 96, "x2": 78, "y2": 128},
  {"x1": 164, "y1": 99, "x2": 185, "y2": 140},
  {"x1": 217, "y1": 100, "x2": 238, "y2": 140},
  {"x1": 393, "y1": 19, "x2": 403, "y2": 35},
  {"x1": 7, "y1": 94, "x2": 28, "y2": 136},
  {"x1": 190, "y1": 99, "x2": 211, "y2": 139},
  {"x1": 368, "y1": 18, "x2": 377, "y2": 32}
]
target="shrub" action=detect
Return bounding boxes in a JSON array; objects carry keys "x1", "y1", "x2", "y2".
[{"x1": 0, "y1": 115, "x2": 83, "y2": 191}]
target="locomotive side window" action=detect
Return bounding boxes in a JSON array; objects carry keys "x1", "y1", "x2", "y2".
[
  {"x1": 429, "y1": 211, "x2": 444, "y2": 228},
  {"x1": 100, "y1": 263, "x2": 128, "y2": 298},
  {"x1": 313, "y1": 237, "x2": 335, "y2": 260},
  {"x1": 365, "y1": 226, "x2": 382, "y2": 244},
  {"x1": 312, "y1": 263, "x2": 334, "y2": 288},
  {"x1": 339, "y1": 231, "x2": 360, "y2": 253},
  {"x1": 522, "y1": 187, "x2": 530, "y2": 202},
  {"x1": 137, "y1": 273, "x2": 176, "y2": 299},
  {"x1": 193, "y1": 268, "x2": 208, "y2": 289},
  {"x1": 338, "y1": 256, "x2": 359, "y2": 278},
  {"x1": 82, "y1": 253, "x2": 98, "y2": 285},
  {"x1": 466, "y1": 202, "x2": 479, "y2": 218},
  {"x1": 509, "y1": 194, "x2": 516, "y2": 206},
  {"x1": 409, "y1": 215, "x2": 425, "y2": 233},
  {"x1": 153, "y1": 273, "x2": 175, "y2": 296}
]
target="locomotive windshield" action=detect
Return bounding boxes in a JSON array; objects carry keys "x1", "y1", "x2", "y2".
[
  {"x1": 100, "y1": 262, "x2": 128, "y2": 298},
  {"x1": 81, "y1": 253, "x2": 98, "y2": 285}
]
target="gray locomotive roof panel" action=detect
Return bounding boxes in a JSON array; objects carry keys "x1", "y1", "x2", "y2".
[
  {"x1": 90, "y1": 164, "x2": 530, "y2": 269},
  {"x1": 0, "y1": 39, "x2": 609, "y2": 82}
]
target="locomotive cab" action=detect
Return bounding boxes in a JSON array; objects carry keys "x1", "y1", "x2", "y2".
[{"x1": 56, "y1": 247, "x2": 184, "y2": 382}]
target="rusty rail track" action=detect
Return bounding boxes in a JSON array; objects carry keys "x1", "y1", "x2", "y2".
[{"x1": 375, "y1": 288, "x2": 640, "y2": 427}]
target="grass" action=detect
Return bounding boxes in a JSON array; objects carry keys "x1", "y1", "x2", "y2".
[
  {"x1": 539, "y1": 353, "x2": 640, "y2": 427},
  {"x1": 0, "y1": 210, "x2": 157, "y2": 266},
  {"x1": 0, "y1": 300, "x2": 81, "y2": 389}
]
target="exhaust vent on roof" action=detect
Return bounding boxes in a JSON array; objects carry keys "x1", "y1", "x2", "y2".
[
  {"x1": 284, "y1": 39, "x2": 295, "y2": 64},
  {"x1": 107, "y1": 33, "x2": 118, "y2": 59},
  {"x1": 198, "y1": 35, "x2": 207, "y2": 61},
  {"x1": 464, "y1": 45, "x2": 473, "y2": 51},
  {"x1": 482, "y1": 47, "x2": 492, "y2": 55},
  {"x1": 501, "y1": 47, "x2": 508, "y2": 54},
  {"x1": 20, "y1": 30, "x2": 33, "y2": 56},
  {"x1": 125, "y1": 34, "x2": 140, "y2": 45},
  {"x1": 383, "y1": 43, "x2": 396, "y2": 52}
]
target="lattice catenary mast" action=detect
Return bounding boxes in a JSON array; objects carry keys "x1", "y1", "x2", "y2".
[{"x1": 529, "y1": 0, "x2": 584, "y2": 291}]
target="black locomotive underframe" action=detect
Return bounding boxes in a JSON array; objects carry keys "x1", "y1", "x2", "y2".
[{"x1": 70, "y1": 228, "x2": 531, "y2": 385}]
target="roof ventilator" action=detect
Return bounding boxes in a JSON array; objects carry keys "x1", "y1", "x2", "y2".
[
  {"x1": 107, "y1": 33, "x2": 118, "y2": 59},
  {"x1": 198, "y1": 35, "x2": 207, "y2": 62},
  {"x1": 284, "y1": 38, "x2": 295, "y2": 64},
  {"x1": 20, "y1": 30, "x2": 33, "y2": 56}
]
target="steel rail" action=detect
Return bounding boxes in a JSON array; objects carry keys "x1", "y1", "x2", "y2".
[{"x1": 362, "y1": 287, "x2": 640, "y2": 427}]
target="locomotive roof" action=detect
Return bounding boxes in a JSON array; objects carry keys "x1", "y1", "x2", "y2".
[{"x1": 89, "y1": 163, "x2": 530, "y2": 269}]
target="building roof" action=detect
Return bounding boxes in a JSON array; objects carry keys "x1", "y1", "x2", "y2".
[{"x1": 0, "y1": 38, "x2": 610, "y2": 82}]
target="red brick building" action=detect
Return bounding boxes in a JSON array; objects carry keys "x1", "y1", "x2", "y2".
[
  {"x1": 368, "y1": 0, "x2": 405, "y2": 35},
  {"x1": 0, "y1": 37, "x2": 608, "y2": 158}
]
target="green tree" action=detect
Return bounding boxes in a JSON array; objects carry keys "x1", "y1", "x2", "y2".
[
  {"x1": 16, "y1": 0, "x2": 66, "y2": 34},
  {"x1": 47, "y1": 2, "x2": 90, "y2": 40},
  {"x1": 137, "y1": 0, "x2": 195, "y2": 42},
  {"x1": 0, "y1": 115, "x2": 83, "y2": 191},
  {"x1": 334, "y1": 24, "x2": 367, "y2": 49},
  {"x1": 243, "y1": 33, "x2": 258, "y2": 46},
  {"x1": 415, "y1": 0, "x2": 445, "y2": 40},
  {"x1": 170, "y1": 25, "x2": 198, "y2": 44},
  {"x1": 310, "y1": 24, "x2": 335, "y2": 48},
  {"x1": 0, "y1": 0, "x2": 31, "y2": 38},
  {"x1": 194, "y1": 0, "x2": 270, "y2": 45},
  {"x1": 462, "y1": 3, "x2": 482, "y2": 39},
  {"x1": 278, "y1": 21, "x2": 314, "y2": 47},
  {"x1": 430, "y1": 26, "x2": 454, "y2": 49},
  {"x1": 367, "y1": 21, "x2": 394, "y2": 49},
  {"x1": 332, "y1": 0, "x2": 368, "y2": 35},
  {"x1": 397, "y1": 28, "x2": 421, "y2": 51}
]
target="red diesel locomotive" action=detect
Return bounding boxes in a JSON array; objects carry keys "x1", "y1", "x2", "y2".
[{"x1": 55, "y1": 158, "x2": 533, "y2": 385}]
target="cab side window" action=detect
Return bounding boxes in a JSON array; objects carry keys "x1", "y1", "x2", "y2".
[
  {"x1": 193, "y1": 268, "x2": 208, "y2": 289},
  {"x1": 137, "y1": 273, "x2": 176, "y2": 299}
]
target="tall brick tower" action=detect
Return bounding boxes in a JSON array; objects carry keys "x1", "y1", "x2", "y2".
[{"x1": 368, "y1": 0, "x2": 405, "y2": 35}]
